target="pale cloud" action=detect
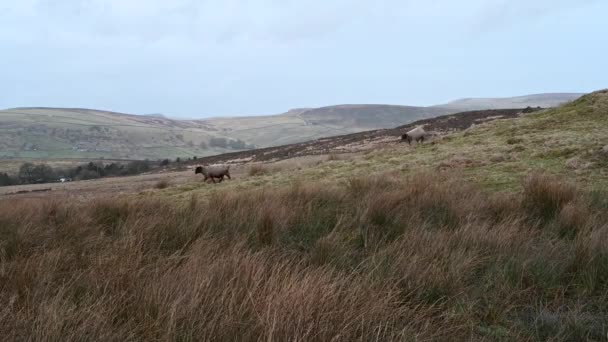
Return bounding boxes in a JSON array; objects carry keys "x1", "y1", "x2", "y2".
[
  {"x1": 472, "y1": 0, "x2": 601, "y2": 31},
  {"x1": 4, "y1": 0, "x2": 598, "y2": 46}
]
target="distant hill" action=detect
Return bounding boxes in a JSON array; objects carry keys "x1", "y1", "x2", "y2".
[
  {"x1": 202, "y1": 105, "x2": 450, "y2": 148},
  {"x1": 143, "y1": 113, "x2": 168, "y2": 119},
  {"x1": 436, "y1": 93, "x2": 583, "y2": 111},
  {"x1": 0, "y1": 93, "x2": 584, "y2": 160},
  {"x1": 191, "y1": 108, "x2": 534, "y2": 165}
]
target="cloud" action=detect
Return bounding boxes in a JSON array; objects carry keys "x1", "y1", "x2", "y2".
[
  {"x1": 1, "y1": 0, "x2": 371, "y2": 46},
  {"x1": 2, "y1": 0, "x2": 602, "y2": 47},
  {"x1": 471, "y1": 0, "x2": 601, "y2": 32}
]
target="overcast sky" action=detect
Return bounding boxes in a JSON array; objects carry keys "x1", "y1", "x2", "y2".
[{"x1": 1, "y1": 0, "x2": 606, "y2": 118}]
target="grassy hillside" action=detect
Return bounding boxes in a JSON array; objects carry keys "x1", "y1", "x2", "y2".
[
  {"x1": 231, "y1": 90, "x2": 602, "y2": 194},
  {"x1": 0, "y1": 93, "x2": 581, "y2": 161},
  {"x1": 0, "y1": 107, "x2": 222, "y2": 160},
  {"x1": 297, "y1": 104, "x2": 447, "y2": 130},
  {"x1": 184, "y1": 104, "x2": 450, "y2": 148},
  {"x1": 1, "y1": 90, "x2": 607, "y2": 340}
]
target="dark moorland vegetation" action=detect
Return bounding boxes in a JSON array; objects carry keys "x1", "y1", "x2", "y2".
[{"x1": 1, "y1": 173, "x2": 607, "y2": 340}]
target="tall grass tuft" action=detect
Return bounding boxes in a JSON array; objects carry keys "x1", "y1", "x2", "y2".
[
  {"x1": 248, "y1": 164, "x2": 271, "y2": 176},
  {"x1": 522, "y1": 173, "x2": 577, "y2": 222}
]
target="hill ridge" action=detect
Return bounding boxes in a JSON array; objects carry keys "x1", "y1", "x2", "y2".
[{"x1": 0, "y1": 92, "x2": 584, "y2": 160}]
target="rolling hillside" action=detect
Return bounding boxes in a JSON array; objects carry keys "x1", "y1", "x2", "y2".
[
  {"x1": 201, "y1": 104, "x2": 450, "y2": 148},
  {"x1": 0, "y1": 93, "x2": 582, "y2": 161}
]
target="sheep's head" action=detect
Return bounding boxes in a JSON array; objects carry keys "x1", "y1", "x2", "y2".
[{"x1": 194, "y1": 166, "x2": 204, "y2": 174}]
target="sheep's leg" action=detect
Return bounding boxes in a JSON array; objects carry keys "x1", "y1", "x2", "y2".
[
  {"x1": 210, "y1": 176, "x2": 216, "y2": 184},
  {"x1": 218, "y1": 176, "x2": 224, "y2": 183},
  {"x1": 225, "y1": 173, "x2": 231, "y2": 180}
]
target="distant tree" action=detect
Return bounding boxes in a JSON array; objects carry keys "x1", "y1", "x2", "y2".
[
  {"x1": 31, "y1": 164, "x2": 55, "y2": 183},
  {"x1": 18, "y1": 163, "x2": 36, "y2": 184},
  {"x1": 209, "y1": 137, "x2": 228, "y2": 148},
  {"x1": 104, "y1": 163, "x2": 123, "y2": 175},
  {"x1": 192, "y1": 156, "x2": 198, "y2": 160},
  {"x1": 54, "y1": 167, "x2": 69, "y2": 178},
  {"x1": 125, "y1": 160, "x2": 150, "y2": 175},
  {"x1": 228, "y1": 139, "x2": 247, "y2": 150},
  {"x1": 160, "y1": 159, "x2": 170, "y2": 166},
  {"x1": 0, "y1": 173, "x2": 9, "y2": 186},
  {"x1": 175, "y1": 157, "x2": 181, "y2": 163},
  {"x1": 73, "y1": 166, "x2": 83, "y2": 178},
  {"x1": 77, "y1": 169, "x2": 101, "y2": 180},
  {"x1": 86, "y1": 162, "x2": 105, "y2": 177},
  {"x1": 0, "y1": 172, "x2": 15, "y2": 186}
]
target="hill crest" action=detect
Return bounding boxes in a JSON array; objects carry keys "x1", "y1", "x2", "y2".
[{"x1": 0, "y1": 92, "x2": 586, "y2": 161}]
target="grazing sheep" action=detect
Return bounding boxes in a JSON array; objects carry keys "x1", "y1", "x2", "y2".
[
  {"x1": 401, "y1": 126, "x2": 428, "y2": 145},
  {"x1": 195, "y1": 164, "x2": 231, "y2": 183}
]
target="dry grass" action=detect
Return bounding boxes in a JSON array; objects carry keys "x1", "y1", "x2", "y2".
[
  {"x1": 248, "y1": 163, "x2": 270, "y2": 176},
  {"x1": 1, "y1": 173, "x2": 608, "y2": 340},
  {"x1": 326, "y1": 153, "x2": 341, "y2": 161},
  {"x1": 155, "y1": 178, "x2": 170, "y2": 189},
  {"x1": 248, "y1": 163, "x2": 283, "y2": 177},
  {"x1": 522, "y1": 173, "x2": 577, "y2": 221}
]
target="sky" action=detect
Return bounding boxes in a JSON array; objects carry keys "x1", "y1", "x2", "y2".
[{"x1": 1, "y1": 0, "x2": 606, "y2": 118}]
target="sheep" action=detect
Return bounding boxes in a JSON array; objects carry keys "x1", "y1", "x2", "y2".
[
  {"x1": 195, "y1": 164, "x2": 231, "y2": 183},
  {"x1": 401, "y1": 126, "x2": 428, "y2": 145}
]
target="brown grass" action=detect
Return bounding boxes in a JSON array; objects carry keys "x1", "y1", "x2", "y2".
[
  {"x1": 326, "y1": 153, "x2": 341, "y2": 161},
  {"x1": 1, "y1": 173, "x2": 607, "y2": 340},
  {"x1": 155, "y1": 178, "x2": 170, "y2": 189},
  {"x1": 522, "y1": 173, "x2": 578, "y2": 222},
  {"x1": 248, "y1": 164, "x2": 271, "y2": 177}
]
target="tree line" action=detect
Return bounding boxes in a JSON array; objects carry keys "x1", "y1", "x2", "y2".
[
  {"x1": 0, "y1": 155, "x2": 205, "y2": 187},
  {"x1": 0, "y1": 160, "x2": 152, "y2": 186},
  {"x1": 0, "y1": 156, "x2": 201, "y2": 187}
]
